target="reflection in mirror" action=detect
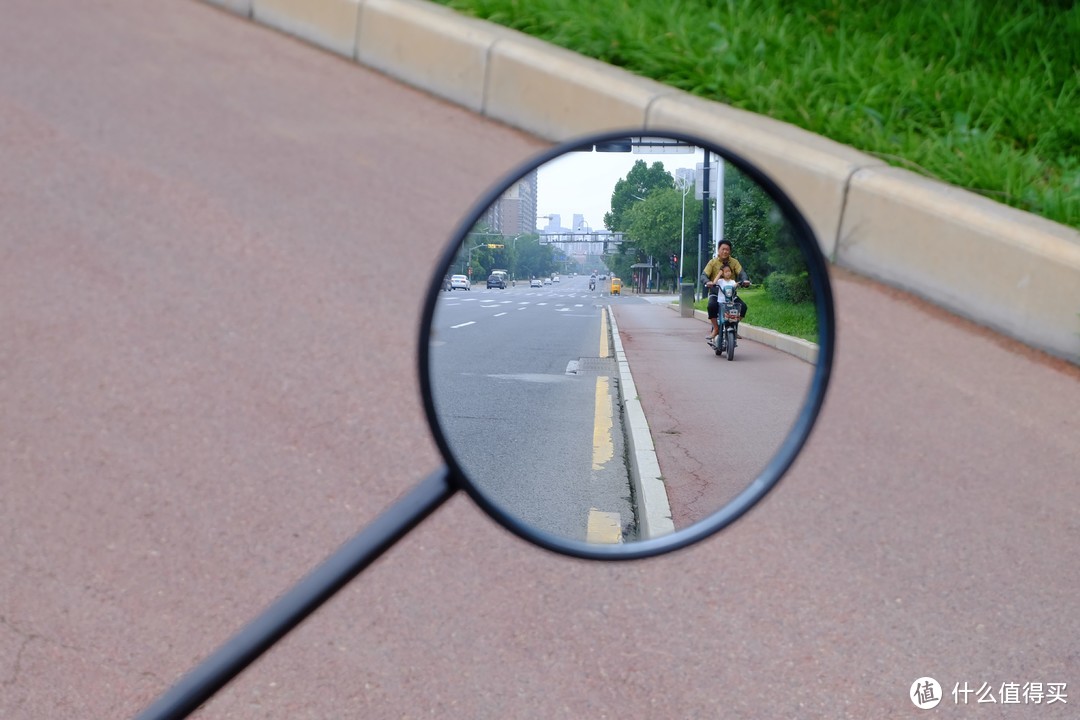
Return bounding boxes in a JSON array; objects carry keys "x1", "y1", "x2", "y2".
[{"x1": 428, "y1": 137, "x2": 821, "y2": 547}]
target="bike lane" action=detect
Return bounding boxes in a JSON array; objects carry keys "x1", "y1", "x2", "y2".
[{"x1": 609, "y1": 299, "x2": 815, "y2": 529}]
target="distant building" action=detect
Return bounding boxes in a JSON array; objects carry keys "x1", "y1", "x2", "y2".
[
  {"x1": 480, "y1": 168, "x2": 538, "y2": 236},
  {"x1": 674, "y1": 167, "x2": 694, "y2": 188}
]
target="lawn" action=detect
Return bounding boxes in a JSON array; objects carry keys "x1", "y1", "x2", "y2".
[{"x1": 434, "y1": 0, "x2": 1079, "y2": 230}]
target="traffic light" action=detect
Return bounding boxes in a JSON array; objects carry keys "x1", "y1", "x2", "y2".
[{"x1": 671, "y1": 253, "x2": 678, "y2": 267}]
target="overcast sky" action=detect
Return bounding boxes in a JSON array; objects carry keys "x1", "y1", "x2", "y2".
[{"x1": 535, "y1": 146, "x2": 707, "y2": 232}]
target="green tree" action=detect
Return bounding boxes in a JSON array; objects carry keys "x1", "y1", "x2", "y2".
[
  {"x1": 721, "y1": 168, "x2": 773, "y2": 281},
  {"x1": 514, "y1": 236, "x2": 556, "y2": 279},
  {"x1": 619, "y1": 187, "x2": 704, "y2": 289},
  {"x1": 604, "y1": 160, "x2": 675, "y2": 231},
  {"x1": 720, "y1": 167, "x2": 813, "y2": 303}
]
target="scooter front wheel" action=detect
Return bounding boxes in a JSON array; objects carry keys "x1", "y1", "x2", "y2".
[{"x1": 726, "y1": 328, "x2": 736, "y2": 361}]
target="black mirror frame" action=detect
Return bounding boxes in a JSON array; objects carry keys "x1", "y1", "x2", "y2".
[{"x1": 418, "y1": 128, "x2": 835, "y2": 561}]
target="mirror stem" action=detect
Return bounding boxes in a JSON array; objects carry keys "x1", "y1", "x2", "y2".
[{"x1": 134, "y1": 467, "x2": 457, "y2": 720}]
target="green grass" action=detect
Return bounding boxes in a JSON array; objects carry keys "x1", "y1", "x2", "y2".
[
  {"x1": 694, "y1": 288, "x2": 818, "y2": 342},
  {"x1": 434, "y1": 0, "x2": 1079, "y2": 229}
]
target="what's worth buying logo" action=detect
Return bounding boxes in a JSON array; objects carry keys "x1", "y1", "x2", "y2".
[{"x1": 910, "y1": 677, "x2": 1068, "y2": 709}]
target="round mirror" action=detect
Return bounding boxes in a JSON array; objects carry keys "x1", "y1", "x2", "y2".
[{"x1": 420, "y1": 130, "x2": 834, "y2": 559}]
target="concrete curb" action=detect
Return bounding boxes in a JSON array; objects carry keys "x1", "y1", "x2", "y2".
[
  {"x1": 197, "y1": 0, "x2": 1080, "y2": 365},
  {"x1": 605, "y1": 306, "x2": 676, "y2": 541}
]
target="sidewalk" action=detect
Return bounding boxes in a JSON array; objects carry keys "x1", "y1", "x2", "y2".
[{"x1": 607, "y1": 300, "x2": 816, "y2": 537}]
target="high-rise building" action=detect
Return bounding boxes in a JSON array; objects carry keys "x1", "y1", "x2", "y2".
[
  {"x1": 674, "y1": 167, "x2": 695, "y2": 188},
  {"x1": 477, "y1": 168, "x2": 538, "y2": 237}
]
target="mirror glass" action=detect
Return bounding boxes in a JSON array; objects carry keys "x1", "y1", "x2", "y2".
[{"x1": 425, "y1": 134, "x2": 829, "y2": 552}]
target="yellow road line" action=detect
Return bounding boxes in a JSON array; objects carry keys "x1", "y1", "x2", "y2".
[
  {"x1": 586, "y1": 508, "x2": 622, "y2": 544},
  {"x1": 587, "y1": 318, "x2": 620, "y2": 544}
]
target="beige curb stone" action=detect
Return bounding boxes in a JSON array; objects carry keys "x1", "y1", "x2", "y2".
[
  {"x1": 648, "y1": 94, "x2": 882, "y2": 260},
  {"x1": 606, "y1": 307, "x2": 675, "y2": 540},
  {"x1": 484, "y1": 38, "x2": 678, "y2": 140},
  {"x1": 202, "y1": 0, "x2": 252, "y2": 15},
  {"x1": 356, "y1": 0, "x2": 503, "y2": 114},
  {"x1": 741, "y1": 324, "x2": 819, "y2": 364},
  {"x1": 252, "y1": 0, "x2": 362, "y2": 58},
  {"x1": 839, "y1": 166, "x2": 1080, "y2": 363}
]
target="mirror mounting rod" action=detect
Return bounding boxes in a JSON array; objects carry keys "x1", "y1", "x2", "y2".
[{"x1": 135, "y1": 468, "x2": 456, "y2": 720}]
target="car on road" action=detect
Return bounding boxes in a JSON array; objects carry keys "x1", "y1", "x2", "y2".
[
  {"x1": 552, "y1": 275, "x2": 560, "y2": 283},
  {"x1": 530, "y1": 277, "x2": 543, "y2": 288},
  {"x1": 450, "y1": 274, "x2": 470, "y2": 290},
  {"x1": 486, "y1": 272, "x2": 507, "y2": 289},
  {"x1": 543, "y1": 278, "x2": 552, "y2": 285}
]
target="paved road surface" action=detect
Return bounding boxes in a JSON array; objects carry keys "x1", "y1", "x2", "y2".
[
  {"x1": 611, "y1": 301, "x2": 815, "y2": 528},
  {"x1": 429, "y1": 286, "x2": 634, "y2": 541},
  {"x1": 2, "y1": 1, "x2": 1078, "y2": 718}
]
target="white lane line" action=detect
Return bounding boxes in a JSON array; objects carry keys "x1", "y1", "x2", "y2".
[
  {"x1": 494, "y1": 312, "x2": 507, "y2": 317},
  {"x1": 450, "y1": 321, "x2": 476, "y2": 329}
]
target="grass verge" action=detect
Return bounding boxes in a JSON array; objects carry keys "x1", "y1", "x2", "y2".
[
  {"x1": 434, "y1": 0, "x2": 1079, "y2": 229},
  {"x1": 694, "y1": 288, "x2": 817, "y2": 342}
]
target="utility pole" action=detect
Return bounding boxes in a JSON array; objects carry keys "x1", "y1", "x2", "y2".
[{"x1": 698, "y1": 150, "x2": 711, "y2": 300}]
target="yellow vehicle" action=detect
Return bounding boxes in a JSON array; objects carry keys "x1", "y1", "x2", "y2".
[{"x1": 610, "y1": 277, "x2": 622, "y2": 295}]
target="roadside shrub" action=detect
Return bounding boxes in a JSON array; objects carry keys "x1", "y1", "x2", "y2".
[{"x1": 765, "y1": 272, "x2": 813, "y2": 304}]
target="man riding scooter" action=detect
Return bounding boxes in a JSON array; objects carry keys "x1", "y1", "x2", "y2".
[{"x1": 701, "y1": 240, "x2": 750, "y2": 344}]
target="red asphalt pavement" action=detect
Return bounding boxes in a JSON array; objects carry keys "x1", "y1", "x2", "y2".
[{"x1": 2, "y1": 1, "x2": 1078, "y2": 719}]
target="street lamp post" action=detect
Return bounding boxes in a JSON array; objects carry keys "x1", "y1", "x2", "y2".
[
  {"x1": 464, "y1": 241, "x2": 487, "y2": 274},
  {"x1": 508, "y1": 233, "x2": 525, "y2": 282},
  {"x1": 676, "y1": 175, "x2": 691, "y2": 282}
]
